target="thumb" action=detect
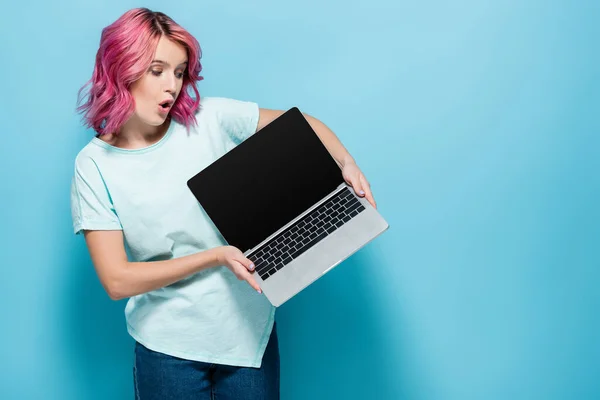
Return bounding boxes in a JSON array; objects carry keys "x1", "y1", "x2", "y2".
[{"x1": 240, "y1": 257, "x2": 256, "y2": 272}]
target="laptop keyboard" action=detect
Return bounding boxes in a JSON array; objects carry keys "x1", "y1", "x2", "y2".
[{"x1": 248, "y1": 187, "x2": 366, "y2": 281}]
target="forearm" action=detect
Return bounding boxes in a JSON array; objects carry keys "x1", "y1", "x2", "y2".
[
  {"x1": 110, "y1": 248, "x2": 222, "y2": 300},
  {"x1": 304, "y1": 114, "x2": 355, "y2": 168}
]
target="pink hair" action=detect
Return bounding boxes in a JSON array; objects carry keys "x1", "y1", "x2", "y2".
[{"x1": 76, "y1": 8, "x2": 203, "y2": 135}]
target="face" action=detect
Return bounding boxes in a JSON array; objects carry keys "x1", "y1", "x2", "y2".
[{"x1": 129, "y1": 36, "x2": 188, "y2": 127}]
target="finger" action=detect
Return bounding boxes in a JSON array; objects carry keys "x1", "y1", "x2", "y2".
[
  {"x1": 243, "y1": 258, "x2": 256, "y2": 272},
  {"x1": 233, "y1": 255, "x2": 256, "y2": 272},
  {"x1": 231, "y1": 261, "x2": 247, "y2": 280},
  {"x1": 232, "y1": 260, "x2": 262, "y2": 293},
  {"x1": 359, "y1": 174, "x2": 377, "y2": 209},
  {"x1": 349, "y1": 178, "x2": 365, "y2": 197},
  {"x1": 245, "y1": 272, "x2": 262, "y2": 293}
]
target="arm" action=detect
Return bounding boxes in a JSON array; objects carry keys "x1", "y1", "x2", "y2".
[
  {"x1": 257, "y1": 108, "x2": 354, "y2": 168},
  {"x1": 84, "y1": 230, "x2": 259, "y2": 300},
  {"x1": 258, "y1": 108, "x2": 377, "y2": 208}
]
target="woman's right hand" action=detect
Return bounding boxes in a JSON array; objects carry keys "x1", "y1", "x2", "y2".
[{"x1": 216, "y1": 246, "x2": 262, "y2": 293}]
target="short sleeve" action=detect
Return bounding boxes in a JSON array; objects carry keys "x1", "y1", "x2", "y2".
[
  {"x1": 207, "y1": 97, "x2": 260, "y2": 145},
  {"x1": 70, "y1": 155, "x2": 123, "y2": 235}
]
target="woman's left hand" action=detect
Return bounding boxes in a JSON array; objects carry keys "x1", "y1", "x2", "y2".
[{"x1": 342, "y1": 161, "x2": 377, "y2": 209}]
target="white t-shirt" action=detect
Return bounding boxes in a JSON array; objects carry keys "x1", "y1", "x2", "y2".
[{"x1": 70, "y1": 97, "x2": 276, "y2": 368}]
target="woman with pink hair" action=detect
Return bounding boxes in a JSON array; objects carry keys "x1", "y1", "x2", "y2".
[{"x1": 71, "y1": 7, "x2": 376, "y2": 399}]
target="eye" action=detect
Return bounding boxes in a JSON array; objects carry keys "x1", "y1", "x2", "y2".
[
  {"x1": 176, "y1": 71, "x2": 185, "y2": 79},
  {"x1": 151, "y1": 70, "x2": 162, "y2": 76}
]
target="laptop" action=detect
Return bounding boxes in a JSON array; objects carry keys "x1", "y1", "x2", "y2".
[{"x1": 187, "y1": 107, "x2": 389, "y2": 307}]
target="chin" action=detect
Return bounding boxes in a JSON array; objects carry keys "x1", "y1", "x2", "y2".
[{"x1": 142, "y1": 116, "x2": 167, "y2": 126}]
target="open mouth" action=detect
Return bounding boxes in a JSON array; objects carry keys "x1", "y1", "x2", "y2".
[{"x1": 158, "y1": 100, "x2": 173, "y2": 113}]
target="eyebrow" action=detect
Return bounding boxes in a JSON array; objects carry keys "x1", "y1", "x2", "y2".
[{"x1": 151, "y1": 60, "x2": 188, "y2": 67}]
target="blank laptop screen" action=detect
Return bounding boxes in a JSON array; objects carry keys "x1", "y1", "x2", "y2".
[{"x1": 187, "y1": 107, "x2": 344, "y2": 253}]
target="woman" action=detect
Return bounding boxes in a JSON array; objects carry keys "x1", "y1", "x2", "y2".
[{"x1": 71, "y1": 7, "x2": 376, "y2": 400}]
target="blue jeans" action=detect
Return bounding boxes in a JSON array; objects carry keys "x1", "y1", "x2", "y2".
[{"x1": 133, "y1": 323, "x2": 280, "y2": 399}]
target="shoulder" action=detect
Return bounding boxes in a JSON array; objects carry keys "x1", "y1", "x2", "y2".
[
  {"x1": 193, "y1": 96, "x2": 259, "y2": 144},
  {"x1": 72, "y1": 140, "x2": 105, "y2": 173},
  {"x1": 197, "y1": 96, "x2": 258, "y2": 116}
]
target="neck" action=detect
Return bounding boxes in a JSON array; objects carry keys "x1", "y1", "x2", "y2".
[{"x1": 99, "y1": 116, "x2": 171, "y2": 150}]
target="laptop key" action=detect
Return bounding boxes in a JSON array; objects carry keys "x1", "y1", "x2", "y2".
[
  {"x1": 346, "y1": 202, "x2": 361, "y2": 214},
  {"x1": 290, "y1": 232, "x2": 327, "y2": 260},
  {"x1": 256, "y1": 263, "x2": 271, "y2": 274},
  {"x1": 255, "y1": 257, "x2": 271, "y2": 268},
  {"x1": 290, "y1": 246, "x2": 307, "y2": 260}
]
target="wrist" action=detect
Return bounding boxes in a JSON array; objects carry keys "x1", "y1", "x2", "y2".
[
  {"x1": 211, "y1": 247, "x2": 224, "y2": 266},
  {"x1": 340, "y1": 154, "x2": 355, "y2": 168}
]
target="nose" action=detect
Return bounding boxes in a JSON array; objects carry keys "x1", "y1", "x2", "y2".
[{"x1": 164, "y1": 73, "x2": 177, "y2": 95}]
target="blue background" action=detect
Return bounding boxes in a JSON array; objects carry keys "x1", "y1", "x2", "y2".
[{"x1": 1, "y1": 1, "x2": 598, "y2": 399}]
